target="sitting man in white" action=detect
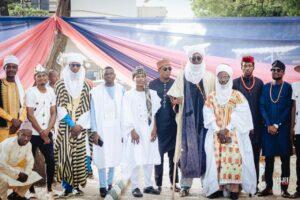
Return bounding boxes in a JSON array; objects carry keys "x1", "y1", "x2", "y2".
[{"x1": 0, "y1": 121, "x2": 41, "y2": 200}]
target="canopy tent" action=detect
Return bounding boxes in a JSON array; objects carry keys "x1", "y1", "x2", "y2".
[{"x1": 0, "y1": 16, "x2": 299, "y2": 88}]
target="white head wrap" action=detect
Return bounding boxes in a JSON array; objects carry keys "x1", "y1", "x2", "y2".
[
  {"x1": 215, "y1": 64, "x2": 233, "y2": 105},
  {"x1": 61, "y1": 52, "x2": 86, "y2": 98},
  {"x1": 3, "y1": 55, "x2": 19, "y2": 69},
  {"x1": 183, "y1": 44, "x2": 209, "y2": 84}
]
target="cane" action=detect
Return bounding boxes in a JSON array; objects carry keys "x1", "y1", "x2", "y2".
[{"x1": 172, "y1": 161, "x2": 178, "y2": 199}]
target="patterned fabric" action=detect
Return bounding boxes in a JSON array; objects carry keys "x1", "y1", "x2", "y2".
[
  {"x1": 145, "y1": 86, "x2": 152, "y2": 126},
  {"x1": 214, "y1": 131, "x2": 242, "y2": 184},
  {"x1": 205, "y1": 90, "x2": 244, "y2": 184},
  {"x1": 54, "y1": 79, "x2": 91, "y2": 188}
]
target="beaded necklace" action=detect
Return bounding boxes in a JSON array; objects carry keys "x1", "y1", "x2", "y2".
[{"x1": 241, "y1": 76, "x2": 255, "y2": 92}]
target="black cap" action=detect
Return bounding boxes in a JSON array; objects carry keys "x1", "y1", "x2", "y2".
[{"x1": 272, "y1": 60, "x2": 285, "y2": 71}]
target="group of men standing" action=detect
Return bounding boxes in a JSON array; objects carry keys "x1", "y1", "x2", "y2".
[{"x1": 0, "y1": 44, "x2": 299, "y2": 200}]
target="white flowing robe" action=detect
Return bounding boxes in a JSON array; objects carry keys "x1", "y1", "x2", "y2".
[
  {"x1": 167, "y1": 70, "x2": 215, "y2": 164},
  {"x1": 202, "y1": 91, "x2": 257, "y2": 196},
  {"x1": 0, "y1": 137, "x2": 41, "y2": 187},
  {"x1": 90, "y1": 83, "x2": 124, "y2": 169},
  {"x1": 121, "y1": 89, "x2": 161, "y2": 180}
]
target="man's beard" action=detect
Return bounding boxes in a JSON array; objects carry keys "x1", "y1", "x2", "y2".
[{"x1": 273, "y1": 76, "x2": 282, "y2": 81}]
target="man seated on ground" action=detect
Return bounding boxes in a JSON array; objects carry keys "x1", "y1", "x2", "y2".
[{"x1": 0, "y1": 121, "x2": 41, "y2": 200}]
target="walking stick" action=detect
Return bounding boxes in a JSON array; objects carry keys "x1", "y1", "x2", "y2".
[{"x1": 172, "y1": 161, "x2": 178, "y2": 199}]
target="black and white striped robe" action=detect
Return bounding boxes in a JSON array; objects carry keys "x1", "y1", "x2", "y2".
[{"x1": 54, "y1": 79, "x2": 91, "y2": 188}]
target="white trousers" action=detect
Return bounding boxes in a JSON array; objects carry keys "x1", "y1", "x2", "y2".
[{"x1": 131, "y1": 164, "x2": 153, "y2": 190}]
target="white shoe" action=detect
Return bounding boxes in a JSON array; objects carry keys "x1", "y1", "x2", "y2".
[{"x1": 28, "y1": 192, "x2": 38, "y2": 199}]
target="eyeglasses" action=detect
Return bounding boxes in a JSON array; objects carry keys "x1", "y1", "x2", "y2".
[
  {"x1": 192, "y1": 55, "x2": 202, "y2": 63},
  {"x1": 69, "y1": 63, "x2": 81, "y2": 68},
  {"x1": 162, "y1": 67, "x2": 172, "y2": 71},
  {"x1": 271, "y1": 68, "x2": 283, "y2": 73}
]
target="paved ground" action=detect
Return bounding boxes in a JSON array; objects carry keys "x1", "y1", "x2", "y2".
[{"x1": 29, "y1": 155, "x2": 297, "y2": 200}]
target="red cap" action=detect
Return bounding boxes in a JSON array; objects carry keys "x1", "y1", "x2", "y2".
[{"x1": 242, "y1": 56, "x2": 254, "y2": 63}]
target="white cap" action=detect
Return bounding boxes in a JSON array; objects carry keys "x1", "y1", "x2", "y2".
[
  {"x1": 34, "y1": 64, "x2": 47, "y2": 75},
  {"x1": 3, "y1": 55, "x2": 19, "y2": 68},
  {"x1": 20, "y1": 120, "x2": 33, "y2": 131}
]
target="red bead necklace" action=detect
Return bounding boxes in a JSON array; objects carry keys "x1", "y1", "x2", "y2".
[{"x1": 241, "y1": 76, "x2": 256, "y2": 92}]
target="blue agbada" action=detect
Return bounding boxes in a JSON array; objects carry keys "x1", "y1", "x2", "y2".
[
  {"x1": 260, "y1": 82, "x2": 293, "y2": 156},
  {"x1": 180, "y1": 77, "x2": 207, "y2": 178},
  {"x1": 149, "y1": 78, "x2": 177, "y2": 153}
]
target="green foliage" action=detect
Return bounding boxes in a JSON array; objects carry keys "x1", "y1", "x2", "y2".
[
  {"x1": 8, "y1": 3, "x2": 49, "y2": 16},
  {"x1": 191, "y1": 0, "x2": 300, "y2": 17}
]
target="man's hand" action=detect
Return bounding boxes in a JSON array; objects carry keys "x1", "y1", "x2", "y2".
[
  {"x1": 9, "y1": 126, "x2": 18, "y2": 134},
  {"x1": 150, "y1": 128, "x2": 157, "y2": 142},
  {"x1": 268, "y1": 125, "x2": 277, "y2": 135},
  {"x1": 70, "y1": 125, "x2": 82, "y2": 137},
  {"x1": 131, "y1": 129, "x2": 140, "y2": 144},
  {"x1": 11, "y1": 118, "x2": 22, "y2": 128},
  {"x1": 217, "y1": 131, "x2": 226, "y2": 144},
  {"x1": 17, "y1": 172, "x2": 28, "y2": 183},
  {"x1": 290, "y1": 129, "x2": 296, "y2": 146},
  {"x1": 91, "y1": 132, "x2": 100, "y2": 145},
  {"x1": 171, "y1": 97, "x2": 183, "y2": 105}
]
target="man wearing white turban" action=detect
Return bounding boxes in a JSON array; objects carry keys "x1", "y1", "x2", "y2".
[
  {"x1": 202, "y1": 64, "x2": 256, "y2": 199},
  {"x1": 54, "y1": 52, "x2": 91, "y2": 197},
  {"x1": 168, "y1": 44, "x2": 215, "y2": 196},
  {"x1": 0, "y1": 55, "x2": 26, "y2": 143}
]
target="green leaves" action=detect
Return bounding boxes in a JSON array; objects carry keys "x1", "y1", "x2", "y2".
[{"x1": 190, "y1": 0, "x2": 300, "y2": 17}]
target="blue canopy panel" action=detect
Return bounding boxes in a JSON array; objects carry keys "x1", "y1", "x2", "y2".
[
  {"x1": 0, "y1": 17, "x2": 47, "y2": 42},
  {"x1": 64, "y1": 17, "x2": 300, "y2": 65}
]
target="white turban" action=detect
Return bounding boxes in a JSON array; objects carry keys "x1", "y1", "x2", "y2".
[
  {"x1": 66, "y1": 52, "x2": 86, "y2": 65},
  {"x1": 61, "y1": 52, "x2": 86, "y2": 98},
  {"x1": 183, "y1": 44, "x2": 209, "y2": 84},
  {"x1": 215, "y1": 64, "x2": 233, "y2": 105},
  {"x1": 3, "y1": 55, "x2": 19, "y2": 69}
]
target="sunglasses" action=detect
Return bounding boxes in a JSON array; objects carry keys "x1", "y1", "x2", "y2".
[
  {"x1": 271, "y1": 68, "x2": 283, "y2": 73},
  {"x1": 162, "y1": 67, "x2": 172, "y2": 71},
  {"x1": 192, "y1": 55, "x2": 202, "y2": 63},
  {"x1": 69, "y1": 63, "x2": 81, "y2": 68}
]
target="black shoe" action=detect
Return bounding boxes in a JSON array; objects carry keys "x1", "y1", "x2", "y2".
[
  {"x1": 281, "y1": 190, "x2": 291, "y2": 198},
  {"x1": 7, "y1": 192, "x2": 18, "y2": 200},
  {"x1": 207, "y1": 190, "x2": 223, "y2": 199},
  {"x1": 157, "y1": 186, "x2": 162, "y2": 194},
  {"x1": 143, "y1": 186, "x2": 160, "y2": 195},
  {"x1": 179, "y1": 188, "x2": 190, "y2": 197},
  {"x1": 230, "y1": 192, "x2": 239, "y2": 200},
  {"x1": 132, "y1": 188, "x2": 143, "y2": 198},
  {"x1": 100, "y1": 187, "x2": 107, "y2": 198},
  {"x1": 108, "y1": 185, "x2": 113, "y2": 191},
  {"x1": 291, "y1": 191, "x2": 300, "y2": 199},
  {"x1": 8, "y1": 192, "x2": 29, "y2": 200},
  {"x1": 257, "y1": 188, "x2": 273, "y2": 197}
]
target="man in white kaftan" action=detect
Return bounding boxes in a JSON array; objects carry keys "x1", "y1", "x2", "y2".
[
  {"x1": 0, "y1": 122, "x2": 41, "y2": 200},
  {"x1": 90, "y1": 66, "x2": 124, "y2": 198},
  {"x1": 202, "y1": 64, "x2": 257, "y2": 199},
  {"x1": 121, "y1": 66, "x2": 161, "y2": 198}
]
